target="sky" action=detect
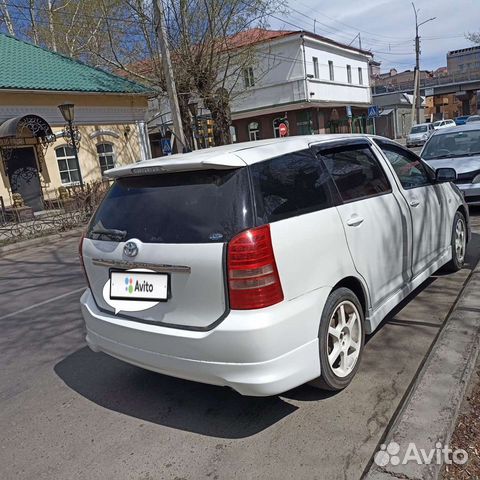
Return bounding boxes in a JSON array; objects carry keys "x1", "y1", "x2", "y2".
[{"x1": 271, "y1": 0, "x2": 479, "y2": 72}]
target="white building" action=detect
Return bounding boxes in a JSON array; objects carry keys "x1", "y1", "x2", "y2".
[
  {"x1": 147, "y1": 29, "x2": 374, "y2": 152},
  {"x1": 230, "y1": 29, "x2": 373, "y2": 142}
]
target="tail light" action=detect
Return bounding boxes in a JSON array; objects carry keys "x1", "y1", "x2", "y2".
[
  {"x1": 78, "y1": 232, "x2": 91, "y2": 288},
  {"x1": 227, "y1": 224, "x2": 284, "y2": 309}
]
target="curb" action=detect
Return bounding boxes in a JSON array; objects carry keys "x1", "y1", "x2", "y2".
[
  {"x1": 364, "y1": 264, "x2": 480, "y2": 480},
  {"x1": 0, "y1": 227, "x2": 84, "y2": 256}
]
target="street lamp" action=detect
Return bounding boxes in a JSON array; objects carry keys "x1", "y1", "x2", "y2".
[{"x1": 58, "y1": 103, "x2": 83, "y2": 189}]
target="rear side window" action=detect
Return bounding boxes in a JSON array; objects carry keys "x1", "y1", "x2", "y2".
[
  {"x1": 250, "y1": 149, "x2": 336, "y2": 223},
  {"x1": 317, "y1": 144, "x2": 391, "y2": 202},
  {"x1": 87, "y1": 169, "x2": 253, "y2": 243}
]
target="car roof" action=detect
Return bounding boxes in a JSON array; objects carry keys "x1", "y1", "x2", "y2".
[
  {"x1": 431, "y1": 123, "x2": 480, "y2": 136},
  {"x1": 105, "y1": 134, "x2": 376, "y2": 177}
]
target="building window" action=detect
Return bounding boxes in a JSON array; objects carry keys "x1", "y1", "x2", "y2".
[
  {"x1": 97, "y1": 143, "x2": 115, "y2": 174},
  {"x1": 328, "y1": 60, "x2": 334, "y2": 81},
  {"x1": 296, "y1": 110, "x2": 313, "y2": 135},
  {"x1": 55, "y1": 145, "x2": 81, "y2": 185},
  {"x1": 313, "y1": 57, "x2": 319, "y2": 78},
  {"x1": 248, "y1": 122, "x2": 260, "y2": 141},
  {"x1": 243, "y1": 67, "x2": 255, "y2": 88},
  {"x1": 358, "y1": 67, "x2": 363, "y2": 85},
  {"x1": 347, "y1": 65, "x2": 352, "y2": 83}
]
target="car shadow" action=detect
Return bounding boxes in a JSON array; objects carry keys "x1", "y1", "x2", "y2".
[{"x1": 54, "y1": 346, "x2": 298, "y2": 439}]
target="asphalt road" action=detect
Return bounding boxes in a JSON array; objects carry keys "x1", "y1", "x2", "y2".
[{"x1": 1, "y1": 210, "x2": 480, "y2": 480}]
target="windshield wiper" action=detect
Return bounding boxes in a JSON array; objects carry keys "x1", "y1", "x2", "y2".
[{"x1": 90, "y1": 227, "x2": 127, "y2": 241}]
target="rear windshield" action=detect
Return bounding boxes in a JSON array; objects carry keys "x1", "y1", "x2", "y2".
[
  {"x1": 411, "y1": 125, "x2": 427, "y2": 133},
  {"x1": 87, "y1": 169, "x2": 253, "y2": 243}
]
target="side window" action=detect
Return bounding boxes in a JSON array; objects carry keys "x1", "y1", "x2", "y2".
[
  {"x1": 250, "y1": 150, "x2": 335, "y2": 223},
  {"x1": 375, "y1": 140, "x2": 432, "y2": 189},
  {"x1": 317, "y1": 144, "x2": 391, "y2": 202}
]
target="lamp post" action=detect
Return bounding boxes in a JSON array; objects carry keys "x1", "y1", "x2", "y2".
[{"x1": 58, "y1": 103, "x2": 83, "y2": 189}]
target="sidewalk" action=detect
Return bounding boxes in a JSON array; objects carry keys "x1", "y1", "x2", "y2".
[
  {"x1": 365, "y1": 262, "x2": 480, "y2": 479},
  {"x1": 442, "y1": 355, "x2": 480, "y2": 479}
]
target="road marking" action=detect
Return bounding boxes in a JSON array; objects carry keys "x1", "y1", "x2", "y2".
[{"x1": 0, "y1": 287, "x2": 85, "y2": 321}]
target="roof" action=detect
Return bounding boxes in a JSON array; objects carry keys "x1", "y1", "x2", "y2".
[
  {"x1": 226, "y1": 29, "x2": 296, "y2": 49},
  {"x1": 227, "y1": 28, "x2": 372, "y2": 57},
  {"x1": 0, "y1": 33, "x2": 150, "y2": 94},
  {"x1": 448, "y1": 45, "x2": 480, "y2": 56},
  {"x1": 105, "y1": 134, "x2": 373, "y2": 178}
]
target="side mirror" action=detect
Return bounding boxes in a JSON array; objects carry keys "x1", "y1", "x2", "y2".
[{"x1": 436, "y1": 167, "x2": 457, "y2": 183}]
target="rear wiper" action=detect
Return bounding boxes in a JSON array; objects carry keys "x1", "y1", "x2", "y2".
[{"x1": 90, "y1": 227, "x2": 127, "y2": 241}]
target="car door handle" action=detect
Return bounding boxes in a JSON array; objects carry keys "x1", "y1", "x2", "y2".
[
  {"x1": 410, "y1": 199, "x2": 420, "y2": 207},
  {"x1": 346, "y1": 215, "x2": 365, "y2": 227}
]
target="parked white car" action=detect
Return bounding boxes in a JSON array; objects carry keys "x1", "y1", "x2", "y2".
[
  {"x1": 406, "y1": 123, "x2": 435, "y2": 147},
  {"x1": 433, "y1": 119, "x2": 456, "y2": 130},
  {"x1": 79, "y1": 135, "x2": 469, "y2": 396}
]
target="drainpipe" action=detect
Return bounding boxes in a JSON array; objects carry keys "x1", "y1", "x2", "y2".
[{"x1": 301, "y1": 33, "x2": 309, "y2": 104}]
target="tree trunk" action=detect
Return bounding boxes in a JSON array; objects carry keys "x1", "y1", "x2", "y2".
[
  {"x1": 204, "y1": 89, "x2": 232, "y2": 146},
  {"x1": 47, "y1": 0, "x2": 57, "y2": 52},
  {"x1": 0, "y1": 0, "x2": 15, "y2": 36}
]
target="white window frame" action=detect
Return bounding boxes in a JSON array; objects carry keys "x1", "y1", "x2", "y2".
[
  {"x1": 328, "y1": 60, "x2": 334, "y2": 81},
  {"x1": 55, "y1": 145, "x2": 81, "y2": 186},
  {"x1": 358, "y1": 67, "x2": 363, "y2": 85},
  {"x1": 347, "y1": 65, "x2": 352, "y2": 84},
  {"x1": 243, "y1": 67, "x2": 255, "y2": 88},
  {"x1": 97, "y1": 142, "x2": 116, "y2": 175},
  {"x1": 313, "y1": 57, "x2": 319, "y2": 79},
  {"x1": 248, "y1": 122, "x2": 260, "y2": 141}
]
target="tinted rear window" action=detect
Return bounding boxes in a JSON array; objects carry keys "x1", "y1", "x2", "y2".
[{"x1": 87, "y1": 169, "x2": 253, "y2": 243}]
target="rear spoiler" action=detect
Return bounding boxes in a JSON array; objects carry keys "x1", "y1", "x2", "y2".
[{"x1": 104, "y1": 155, "x2": 246, "y2": 178}]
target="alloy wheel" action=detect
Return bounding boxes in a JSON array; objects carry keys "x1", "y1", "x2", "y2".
[
  {"x1": 327, "y1": 300, "x2": 362, "y2": 378},
  {"x1": 455, "y1": 217, "x2": 466, "y2": 264}
]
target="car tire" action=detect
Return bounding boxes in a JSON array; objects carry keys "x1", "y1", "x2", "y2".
[
  {"x1": 444, "y1": 211, "x2": 467, "y2": 272},
  {"x1": 310, "y1": 287, "x2": 365, "y2": 391}
]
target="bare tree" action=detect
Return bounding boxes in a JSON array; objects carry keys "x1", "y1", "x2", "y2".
[
  {"x1": 466, "y1": 32, "x2": 480, "y2": 44},
  {"x1": 0, "y1": 0, "x2": 15, "y2": 36},
  {"x1": 0, "y1": 0, "x2": 282, "y2": 147}
]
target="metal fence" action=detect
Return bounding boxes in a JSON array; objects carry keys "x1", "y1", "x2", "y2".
[{"x1": 0, "y1": 181, "x2": 111, "y2": 247}]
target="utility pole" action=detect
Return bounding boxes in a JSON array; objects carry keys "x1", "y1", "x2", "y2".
[
  {"x1": 359, "y1": 33, "x2": 362, "y2": 51},
  {"x1": 412, "y1": 2, "x2": 435, "y2": 125},
  {"x1": 154, "y1": 0, "x2": 186, "y2": 153}
]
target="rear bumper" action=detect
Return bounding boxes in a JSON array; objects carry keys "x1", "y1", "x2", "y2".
[{"x1": 80, "y1": 288, "x2": 329, "y2": 396}]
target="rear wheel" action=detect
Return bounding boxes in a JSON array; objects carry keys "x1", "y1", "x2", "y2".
[
  {"x1": 310, "y1": 287, "x2": 365, "y2": 391},
  {"x1": 444, "y1": 211, "x2": 467, "y2": 272}
]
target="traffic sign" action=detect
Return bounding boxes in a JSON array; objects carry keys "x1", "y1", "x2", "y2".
[
  {"x1": 368, "y1": 106, "x2": 379, "y2": 118},
  {"x1": 279, "y1": 122, "x2": 288, "y2": 137},
  {"x1": 161, "y1": 138, "x2": 172, "y2": 155}
]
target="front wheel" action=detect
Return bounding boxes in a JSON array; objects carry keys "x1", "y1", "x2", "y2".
[
  {"x1": 444, "y1": 211, "x2": 467, "y2": 272},
  {"x1": 310, "y1": 287, "x2": 365, "y2": 391}
]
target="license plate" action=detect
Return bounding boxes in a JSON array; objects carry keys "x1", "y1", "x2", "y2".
[{"x1": 110, "y1": 271, "x2": 169, "y2": 301}]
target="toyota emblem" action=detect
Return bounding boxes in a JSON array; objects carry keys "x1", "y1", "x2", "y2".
[{"x1": 124, "y1": 241, "x2": 139, "y2": 258}]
